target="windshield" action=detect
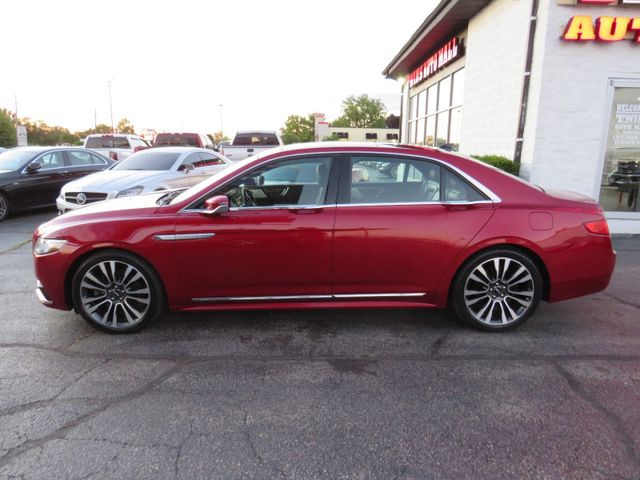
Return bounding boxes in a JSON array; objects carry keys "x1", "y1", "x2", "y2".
[
  {"x1": 0, "y1": 149, "x2": 38, "y2": 170},
  {"x1": 169, "y1": 159, "x2": 251, "y2": 205},
  {"x1": 111, "y1": 150, "x2": 180, "y2": 171}
]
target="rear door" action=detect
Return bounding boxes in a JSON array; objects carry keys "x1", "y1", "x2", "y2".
[
  {"x1": 331, "y1": 154, "x2": 495, "y2": 302},
  {"x1": 63, "y1": 150, "x2": 106, "y2": 182}
]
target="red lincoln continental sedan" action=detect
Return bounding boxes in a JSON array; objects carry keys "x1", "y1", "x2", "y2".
[{"x1": 33, "y1": 143, "x2": 616, "y2": 333}]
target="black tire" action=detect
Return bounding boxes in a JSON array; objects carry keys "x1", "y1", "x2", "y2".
[
  {"x1": 71, "y1": 250, "x2": 165, "y2": 333},
  {"x1": 0, "y1": 192, "x2": 9, "y2": 222},
  {"x1": 451, "y1": 248, "x2": 543, "y2": 332}
]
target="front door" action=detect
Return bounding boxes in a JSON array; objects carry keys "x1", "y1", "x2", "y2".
[
  {"x1": 331, "y1": 155, "x2": 495, "y2": 302},
  {"x1": 17, "y1": 151, "x2": 69, "y2": 209},
  {"x1": 173, "y1": 155, "x2": 338, "y2": 301}
]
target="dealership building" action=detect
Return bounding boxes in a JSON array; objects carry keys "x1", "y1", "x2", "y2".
[{"x1": 383, "y1": 0, "x2": 640, "y2": 233}]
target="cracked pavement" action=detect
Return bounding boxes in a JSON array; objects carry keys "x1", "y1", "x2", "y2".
[{"x1": 1, "y1": 209, "x2": 639, "y2": 479}]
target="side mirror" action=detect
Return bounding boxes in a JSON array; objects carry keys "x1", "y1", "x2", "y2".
[
  {"x1": 27, "y1": 162, "x2": 42, "y2": 173},
  {"x1": 201, "y1": 195, "x2": 229, "y2": 216}
]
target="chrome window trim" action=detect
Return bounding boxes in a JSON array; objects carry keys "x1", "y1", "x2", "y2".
[
  {"x1": 153, "y1": 233, "x2": 216, "y2": 241},
  {"x1": 178, "y1": 150, "x2": 501, "y2": 213},
  {"x1": 192, "y1": 292, "x2": 426, "y2": 303},
  {"x1": 335, "y1": 200, "x2": 494, "y2": 208}
]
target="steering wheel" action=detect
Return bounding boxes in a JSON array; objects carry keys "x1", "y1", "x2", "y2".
[{"x1": 240, "y1": 185, "x2": 256, "y2": 207}]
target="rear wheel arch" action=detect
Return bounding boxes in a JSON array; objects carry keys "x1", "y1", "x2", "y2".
[
  {"x1": 64, "y1": 247, "x2": 168, "y2": 311},
  {"x1": 448, "y1": 244, "x2": 550, "y2": 305}
]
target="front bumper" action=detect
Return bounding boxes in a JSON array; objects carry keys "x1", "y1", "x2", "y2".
[{"x1": 35, "y1": 280, "x2": 53, "y2": 306}]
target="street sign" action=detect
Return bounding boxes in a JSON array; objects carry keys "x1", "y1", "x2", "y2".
[{"x1": 16, "y1": 125, "x2": 27, "y2": 147}]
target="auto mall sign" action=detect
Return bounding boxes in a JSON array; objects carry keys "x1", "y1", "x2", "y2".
[{"x1": 561, "y1": 0, "x2": 640, "y2": 42}]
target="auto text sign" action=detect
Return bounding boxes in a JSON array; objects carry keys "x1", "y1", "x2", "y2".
[{"x1": 16, "y1": 125, "x2": 27, "y2": 147}]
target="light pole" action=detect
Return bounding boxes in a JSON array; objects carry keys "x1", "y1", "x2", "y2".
[
  {"x1": 219, "y1": 104, "x2": 224, "y2": 137},
  {"x1": 108, "y1": 80, "x2": 114, "y2": 133}
]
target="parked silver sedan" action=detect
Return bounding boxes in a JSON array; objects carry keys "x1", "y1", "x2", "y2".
[{"x1": 57, "y1": 147, "x2": 230, "y2": 212}]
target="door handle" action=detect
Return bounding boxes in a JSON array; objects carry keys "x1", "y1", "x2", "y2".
[{"x1": 289, "y1": 207, "x2": 324, "y2": 214}]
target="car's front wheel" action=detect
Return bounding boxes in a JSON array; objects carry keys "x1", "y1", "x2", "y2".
[
  {"x1": 452, "y1": 249, "x2": 543, "y2": 332},
  {"x1": 71, "y1": 250, "x2": 164, "y2": 333},
  {"x1": 0, "y1": 192, "x2": 10, "y2": 222}
]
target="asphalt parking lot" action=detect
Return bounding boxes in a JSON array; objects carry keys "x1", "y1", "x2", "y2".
[{"x1": 0, "y1": 209, "x2": 639, "y2": 480}]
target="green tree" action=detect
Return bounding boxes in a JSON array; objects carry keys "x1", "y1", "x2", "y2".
[
  {"x1": 331, "y1": 94, "x2": 387, "y2": 128},
  {"x1": 117, "y1": 118, "x2": 135, "y2": 134},
  {"x1": 75, "y1": 124, "x2": 113, "y2": 140},
  {"x1": 0, "y1": 109, "x2": 17, "y2": 147},
  {"x1": 280, "y1": 114, "x2": 315, "y2": 145},
  {"x1": 211, "y1": 131, "x2": 230, "y2": 144},
  {"x1": 20, "y1": 119, "x2": 79, "y2": 146}
]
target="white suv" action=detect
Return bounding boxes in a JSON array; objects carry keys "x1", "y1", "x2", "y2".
[{"x1": 83, "y1": 134, "x2": 150, "y2": 161}]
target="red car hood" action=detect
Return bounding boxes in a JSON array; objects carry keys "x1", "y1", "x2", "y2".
[{"x1": 36, "y1": 192, "x2": 166, "y2": 238}]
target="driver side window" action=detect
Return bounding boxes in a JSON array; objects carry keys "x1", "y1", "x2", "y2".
[
  {"x1": 219, "y1": 157, "x2": 332, "y2": 208},
  {"x1": 37, "y1": 151, "x2": 65, "y2": 170}
]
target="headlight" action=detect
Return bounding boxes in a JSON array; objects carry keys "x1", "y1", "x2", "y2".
[
  {"x1": 116, "y1": 186, "x2": 144, "y2": 198},
  {"x1": 34, "y1": 238, "x2": 67, "y2": 255}
]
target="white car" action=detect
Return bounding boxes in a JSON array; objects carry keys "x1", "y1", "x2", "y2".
[
  {"x1": 83, "y1": 133, "x2": 150, "y2": 161},
  {"x1": 57, "y1": 147, "x2": 230, "y2": 212}
]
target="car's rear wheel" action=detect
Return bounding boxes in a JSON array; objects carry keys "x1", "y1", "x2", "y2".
[
  {"x1": 71, "y1": 250, "x2": 164, "y2": 333},
  {"x1": 0, "y1": 193, "x2": 9, "y2": 222},
  {"x1": 452, "y1": 249, "x2": 542, "y2": 332}
]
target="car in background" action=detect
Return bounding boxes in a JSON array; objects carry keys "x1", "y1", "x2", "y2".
[
  {"x1": 154, "y1": 132, "x2": 215, "y2": 150},
  {"x1": 221, "y1": 130, "x2": 283, "y2": 161},
  {"x1": 57, "y1": 147, "x2": 230, "y2": 213},
  {"x1": 0, "y1": 147, "x2": 113, "y2": 222},
  {"x1": 83, "y1": 134, "x2": 150, "y2": 161},
  {"x1": 34, "y1": 143, "x2": 615, "y2": 333},
  {"x1": 214, "y1": 140, "x2": 230, "y2": 153}
]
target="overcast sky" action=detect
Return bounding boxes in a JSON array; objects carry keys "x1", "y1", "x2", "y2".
[{"x1": 1, "y1": 0, "x2": 437, "y2": 136}]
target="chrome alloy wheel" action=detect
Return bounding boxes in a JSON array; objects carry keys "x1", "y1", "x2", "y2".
[
  {"x1": 79, "y1": 260, "x2": 151, "y2": 328},
  {"x1": 0, "y1": 194, "x2": 8, "y2": 221},
  {"x1": 463, "y1": 257, "x2": 535, "y2": 326}
]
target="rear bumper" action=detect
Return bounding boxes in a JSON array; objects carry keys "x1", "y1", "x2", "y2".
[{"x1": 548, "y1": 235, "x2": 616, "y2": 302}]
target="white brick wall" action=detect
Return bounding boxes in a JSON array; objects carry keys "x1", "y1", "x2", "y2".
[
  {"x1": 523, "y1": 0, "x2": 640, "y2": 191},
  {"x1": 459, "y1": 0, "x2": 532, "y2": 158},
  {"x1": 522, "y1": 0, "x2": 640, "y2": 232}
]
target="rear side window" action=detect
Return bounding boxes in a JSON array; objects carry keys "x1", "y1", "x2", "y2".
[
  {"x1": 443, "y1": 170, "x2": 486, "y2": 202},
  {"x1": 346, "y1": 156, "x2": 441, "y2": 204},
  {"x1": 234, "y1": 134, "x2": 279, "y2": 146},
  {"x1": 66, "y1": 151, "x2": 94, "y2": 166},
  {"x1": 342, "y1": 156, "x2": 488, "y2": 205}
]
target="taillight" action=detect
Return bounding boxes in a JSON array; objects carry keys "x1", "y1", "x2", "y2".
[
  {"x1": 109, "y1": 151, "x2": 118, "y2": 160},
  {"x1": 584, "y1": 219, "x2": 610, "y2": 235}
]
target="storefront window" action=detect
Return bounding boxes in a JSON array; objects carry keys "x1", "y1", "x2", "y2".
[
  {"x1": 427, "y1": 85, "x2": 438, "y2": 115},
  {"x1": 416, "y1": 118, "x2": 425, "y2": 144},
  {"x1": 426, "y1": 116, "x2": 436, "y2": 147},
  {"x1": 417, "y1": 90, "x2": 427, "y2": 118},
  {"x1": 406, "y1": 68, "x2": 464, "y2": 149},
  {"x1": 451, "y1": 69, "x2": 465, "y2": 107},
  {"x1": 599, "y1": 86, "x2": 640, "y2": 213},
  {"x1": 438, "y1": 76, "x2": 452, "y2": 111},
  {"x1": 436, "y1": 111, "x2": 450, "y2": 147},
  {"x1": 449, "y1": 107, "x2": 462, "y2": 151}
]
